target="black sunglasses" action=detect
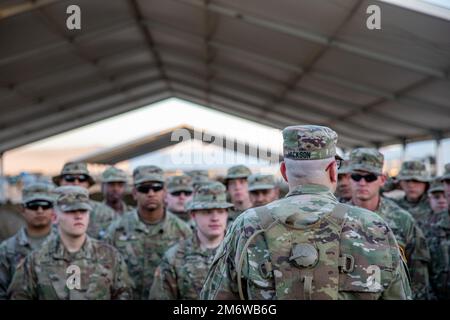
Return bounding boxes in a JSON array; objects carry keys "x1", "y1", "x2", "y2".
[
  {"x1": 25, "y1": 201, "x2": 53, "y2": 211},
  {"x1": 171, "y1": 190, "x2": 193, "y2": 197},
  {"x1": 136, "y1": 183, "x2": 164, "y2": 194},
  {"x1": 63, "y1": 174, "x2": 89, "y2": 183},
  {"x1": 351, "y1": 173, "x2": 379, "y2": 183}
]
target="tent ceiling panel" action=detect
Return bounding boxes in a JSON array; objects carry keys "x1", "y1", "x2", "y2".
[
  {"x1": 0, "y1": 0, "x2": 448, "y2": 154},
  {"x1": 213, "y1": 0, "x2": 359, "y2": 36},
  {"x1": 299, "y1": 73, "x2": 380, "y2": 106},
  {"x1": 315, "y1": 48, "x2": 426, "y2": 92},
  {"x1": 338, "y1": 0, "x2": 450, "y2": 71},
  {"x1": 212, "y1": 12, "x2": 325, "y2": 67}
]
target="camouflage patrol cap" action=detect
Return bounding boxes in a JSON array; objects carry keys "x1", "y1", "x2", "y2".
[
  {"x1": 439, "y1": 163, "x2": 450, "y2": 181},
  {"x1": 397, "y1": 161, "x2": 431, "y2": 182},
  {"x1": 22, "y1": 182, "x2": 55, "y2": 204},
  {"x1": 248, "y1": 174, "x2": 276, "y2": 192},
  {"x1": 282, "y1": 125, "x2": 341, "y2": 160},
  {"x1": 349, "y1": 148, "x2": 384, "y2": 175},
  {"x1": 166, "y1": 174, "x2": 194, "y2": 193},
  {"x1": 101, "y1": 166, "x2": 128, "y2": 183},
  {"x1": 186, "y1": 170, "x2": 210, "y2": 189},
  {"x1": 54, "y1": 186, "x2": 92, "y2": 212},
  {"x1": 133, "y1": 165, "x2": 164, "y2": 185},
  {"x1": 224, "y1": 165, "x2": 251, "y2": 182},
  {"x1": 186, "y1": 181, "x2": 233, "y2": 211},
  {"x1": 428, "y1": 178, "x2": 445, "y2": 194},
  {"x1": 338, "y1": 159, "x2": 352, "y2": 174},
  {"x1": 52, "y1": 162, "x2": 95, "y2": 187}
]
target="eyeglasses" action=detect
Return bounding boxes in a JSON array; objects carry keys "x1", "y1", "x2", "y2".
[
  {"x1": 25, "y1": 201, "x2": 53, "y2": 211},
  {"x1": 63, "y1": 174, "x2": 89, "y2": 183},
  {"x1": 351, "y1": 173, "x2": 379, "y2": 183},
  {"x1": 170, "y1": 190, "x2": 192, "y2": 197},
  {"x1": 136, "y1": 183, "x2": 164, "y2": 194}
]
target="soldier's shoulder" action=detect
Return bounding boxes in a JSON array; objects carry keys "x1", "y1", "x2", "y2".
[
  {"x1": 91, "y1": 237, "x2": 120, "y2": 255},
  {"x1": 381, "y1": 197, "x2": 415, "y2": 222},
  {"x1": 345, "y1": 203, "x2": 392, "y2": 233},
  {"x1": 0, "y1": 233, "x2": 19, "y2": 253},
  {"x1": 166, "y1": 211, "x2": 193, "y2": 234}
]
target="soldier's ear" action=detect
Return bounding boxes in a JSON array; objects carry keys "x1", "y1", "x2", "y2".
[
  {"x1": 329, "y1": 161, "x2": 338, "y2": 184},
  {"x1": 280, "y1": 162, "x2": 288, "y2": 182}
]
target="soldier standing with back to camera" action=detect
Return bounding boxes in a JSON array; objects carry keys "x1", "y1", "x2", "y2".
[{"x1": 201, "y1": 125, "x2": 411, "y2": 300}]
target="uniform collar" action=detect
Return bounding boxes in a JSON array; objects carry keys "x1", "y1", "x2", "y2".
[
  {"x1": 286, "y1": 184, "x2": 337, "y2": 201},
  {"x1": 16, "y1": 227, "x2": 30, "y2": 246},
  {"x1": 51, "y1": 234, "x2": 94, "y2": 261}
]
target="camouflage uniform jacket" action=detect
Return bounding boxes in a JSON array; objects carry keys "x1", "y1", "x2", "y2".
[
  {"x1": 227, "y1": 208, "x2": 243, "y2": 225},
  {"x1": 102, "y1": 200, "x2": 135, "y2": 219},
  {"x1": 0, "y1": 227, "x2": 53, "y2": 299},
  {"x1": 167, "y1": 210, "x2": 196, "y2": 232},
  {"x1": 372, "y1": 197, "x2": 431, "y2": 300},
  {"x1": 201, "y1": 184, "x2": 412, "y2": 300},
  {"x1": 8, "y1": 233, "x2": 133, "y2": 300},
  {"x1": 104, "y1": 209, "x2": 192, "y2": 299},
  {"x1": 89, "y1": 200, "x2": 117, "y2": 240},
  {"x1": 427, "y1": 212, "x2": 450, "y2": 299},
  {"x1": 149, "y1": 233, "x2": 217, "y2": 299},
  {"x1": 394, "y1": 194, "x2": 431, "y2": 230}
]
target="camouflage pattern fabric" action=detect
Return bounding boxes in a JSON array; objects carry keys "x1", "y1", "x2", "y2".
[
  {"x1": 440, "y1": 163, "x2": 450, "y2": 181},
  {"x1": 282, "y1": 125, "x2": 339, "y2": 160},
  {"x1": 52, "y1": 162, "x2": 95, "y2": 186},
  {"x1": 201, "y1": 184, "x2": 412, "y2": 300},
  {"x1": 149, "y1": 233, "x2": 217, "y2": 299},
  {"x1": 7, "y1": 233, "x2": 133, "y2": 300},
  {"x1": 166, "y1": 175, "x2": 194, "y2": 193},
  {"x1": 397, "y1": 161, "x2": 431, "y2": 183},
  {"x1": 133, "y1": 165, "x2": 164, "y2": 184},
  {"x1": 248, "y1": 174, "x2": 276, "y2": 192},
  {"x1": 348, "y1": 148, "x2": 384, "y2": 175},
  {"x1": 427, "y1": 212, "x2": 450, "y2": 299},
  {"x1": 186, "y1": 182, "x2": 233, "y2": 211},
  {"x1": 104, "y1": 209, "x2": 192, "y2": 299},
  {"x1": 166, "y1": 209, "x2": 196, "y2": 231},
  {"x1": 224, "y1": 165, "x2": 251, "y2": 182},
  {"x1": 102, "y1": 200, "x2": 134, "y2": 219},
  {"x1": 101, "y1": 167, "x2": 128, "y2": 183},
  {"x1": 0, "y1": 227, "x2": 53, "y2": 299},
  {"x1": 394, "y1": 194, "x2": 432, "y2": 231},
  {"x1": 353, "y1": 196, "x2": 432, "y2": 300}
]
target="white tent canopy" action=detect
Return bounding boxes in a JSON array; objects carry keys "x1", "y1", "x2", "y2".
[{"x1": 1, "y1": 0, "x2": 449, "y2": 154}]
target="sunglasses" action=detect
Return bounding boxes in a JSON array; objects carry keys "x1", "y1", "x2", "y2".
[
  {"x1": 136, "y1": 183, "x2": 164, "y2": 194},
  {"x1": 351, "y1": 173, "x2": 379, "y2": 183},
  {"x1": 170, "y1": 190, "x2": 192, "y2": 197},
  {"x1": 25, "y1": 201, "x2": 53, "y2": 211},
  {"x1": 63, "y1": 174, "x2": 89, "y2": 183}
]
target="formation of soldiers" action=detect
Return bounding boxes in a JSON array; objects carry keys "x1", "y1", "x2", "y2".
[{"x1": 0, "y1": 124, "x2": 449, "y2": 300}]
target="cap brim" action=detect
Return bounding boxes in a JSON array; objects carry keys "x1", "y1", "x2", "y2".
[
  {"x1": 134, "y1": 178, "x2": 165, "y2": 185},
  {"x1": 187, "y1": 202, "x2": 233, "y2": 211},
  {"x1": 167, "y1": 186, "x2": 194, "y2": 193},
  {"x1": 58, "y1": 203, "x2": 92, "y2": 212},
  {"x1": 23, "y1": 195, "x2": 55, "y2": 205},
  {"x1": 248, "y1": 185, "x2": 275, "y2": 191},
  {"x1": 397, "y1": 175, "x2": 430, "y2": 183}
]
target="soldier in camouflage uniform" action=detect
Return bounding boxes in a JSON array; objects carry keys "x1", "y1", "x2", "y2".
[
  {"x1": 224, "y1": 165, "x2": 252, "y2": 224},
  {"x1": 440, "y1": 163, "x2": 450, "y2": 208},
  {"x1": 347, "y1": 148, "x2": 432, "y2": 300},
  {"x1": 0, "y1": 183, "x2": 56, "y2": 299},
  {"x1": 53, "y1": 162, "x2": 116, "y2": 239},
  {"x1": 165, "y1": 174, "x2": 196, "y2": 231},
  {"x1": 426, "y1": 177, "x2": 450, "y2": 299},
  {"x1": 201, "y1": 125, "x2": 411, "y2": 300},
  {"x1": 104, "y1": 166, "x2": 192, "y2": 299},
  {"x1": 335, "y1": 159, "x2": 353, "y2": 203},
  {"x1": 427, "y1": 179, "x2": 448, "y2": 227},
  {"x1": 101, "y1": 166, "x2": 134, "y2": 217},
  {"x1": 8, "y1": 186, "x2": 133, "y2": 300},
  {"x1": 248, "y1": 174, "x2": 279, "y2": 208},
  {"x1": 149, "y1": 181, "x2": 232, "y2": 299},
  {"x1": 394, "y1": 161, "x2": 432, "y2": 229}
]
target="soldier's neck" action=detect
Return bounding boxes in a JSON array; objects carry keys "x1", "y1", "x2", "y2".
[
  {"x1": 233, "y1": 199, "x2": 251, "y2": 211},
  {"x1": 107, "y1": 199, "x2": 125, "y2": 214},
  {"x1": 26, "y1": 224, "x2": 52, "y2": 238},
  {"x1": 353, "y1": 194, "x2": 381, "y2": 212},
  {"x1": 59, "y1": 232, "x2": 86, "y2": 253},
  {"x1": 197, "y1": 230, "x2": 224, "y2": 249},
  {"x1": 138, "y1": 206, "x2": 165, "y2": 224}
]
